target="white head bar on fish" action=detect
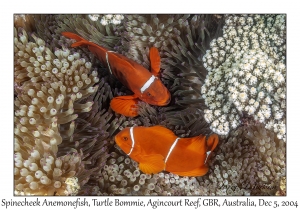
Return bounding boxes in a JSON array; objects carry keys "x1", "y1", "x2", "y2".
[{"x1": 140, "y1": 75, "x2": 156, "y2": 93}]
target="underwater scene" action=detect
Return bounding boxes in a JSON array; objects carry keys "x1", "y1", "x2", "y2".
[{"x1": 13, "y1": 14, "x2": 286, "y2": 196}]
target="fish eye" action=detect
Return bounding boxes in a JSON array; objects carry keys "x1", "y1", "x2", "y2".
[
  {"x1": 123, "y1": 136, "x2": 128, "y2": 141},
  {"x1": 147, "y1": 92, "x2": 152, "y2": 97}
]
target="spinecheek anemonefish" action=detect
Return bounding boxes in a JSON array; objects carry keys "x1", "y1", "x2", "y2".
[
  {"x1": 115, "y1": 126, "x2": 219, "y2": 177},
  {"x1": 62, "y1": 32, "x2": 171, "y2": 117}
]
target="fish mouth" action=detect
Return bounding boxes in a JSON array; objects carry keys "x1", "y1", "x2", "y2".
[{"x1": 113, "y1": 136, "x2": 118, "y2": 144}]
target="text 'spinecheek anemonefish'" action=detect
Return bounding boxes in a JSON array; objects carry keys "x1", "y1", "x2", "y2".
[
  {"x1": 115, "y1": 126, "x2": 219, "y2": 177},
  {"x1": 61, "y1": 32, "x2": 171, "y2": 117}
]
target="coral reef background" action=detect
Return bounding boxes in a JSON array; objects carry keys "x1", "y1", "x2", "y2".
[{"x1": 14, "y1": 14, "x2": 286, "y2": 196}]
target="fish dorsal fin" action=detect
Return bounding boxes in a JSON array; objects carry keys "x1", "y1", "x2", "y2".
[
  {"x1": 62, "y1": 32, "x2": 141, "y2": 73},
  {"x1": 149, "y1": 47, "x2": 161, "y2": 77},
  {"x1": 139, "y1": 154, "x2": 165, "y2": 174},
  {"x1": 110, "y1": 95, "x2": 139, "y2": 117},
  {"x1": 147, "y1": 125, "x2": 177, "y2": 140},
  {"x1": 109, "y1": 52, "x2": 143, "y2": 72}
]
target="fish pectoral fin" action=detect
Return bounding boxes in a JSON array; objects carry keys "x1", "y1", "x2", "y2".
[
  {"x1": 149, "y1": 47, "x2": 161, "y2": 77},
  {"x1": 138, "y1": 154, "x2": 165, "y2": 175},
  {"x1": 110, "y1": 95, "x2": 139, "y2": 117},
  {"x1": 171, "y1": 165, "x2": 209, "y2": 177}
]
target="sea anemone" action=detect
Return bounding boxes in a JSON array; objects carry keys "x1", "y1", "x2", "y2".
[
  {"x1": 14, "y1": 27, "x2": 99, "y2": 195},
  {"x1": 201, "y1": 14, "x2": 286, "y2": 140}
]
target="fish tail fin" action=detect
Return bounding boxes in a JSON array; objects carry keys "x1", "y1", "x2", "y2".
[
  {"x1": 61, "y1": 32, "x2": 84, "y2": 42},
  {"x1": 61, "y1": 32, "x2": 93, "y2": 48},
  {"x1": 207, "y1": 134, "x2": 219, "y2": 153},
  {"x1": 62, "y1": 32, "x2": 109, "y2": 64},
  {"x1": 204, "y1": 134, "x2": 219, "y2": 163}
]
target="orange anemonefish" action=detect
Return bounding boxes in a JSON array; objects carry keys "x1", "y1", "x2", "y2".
[
  {"x1": 115, "y1": 126, "x2": 219, "y2": 177},
  {"x1": 61, "y1": 32, "x2": 171, "y2": 117}
]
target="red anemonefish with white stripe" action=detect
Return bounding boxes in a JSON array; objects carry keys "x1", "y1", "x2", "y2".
[
  {"x1": 62, "y1": 32, "x2": 171, "y2": 117},
  {"x1": 115, "y1": 126, "x2": 219, "y2": 177}
]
